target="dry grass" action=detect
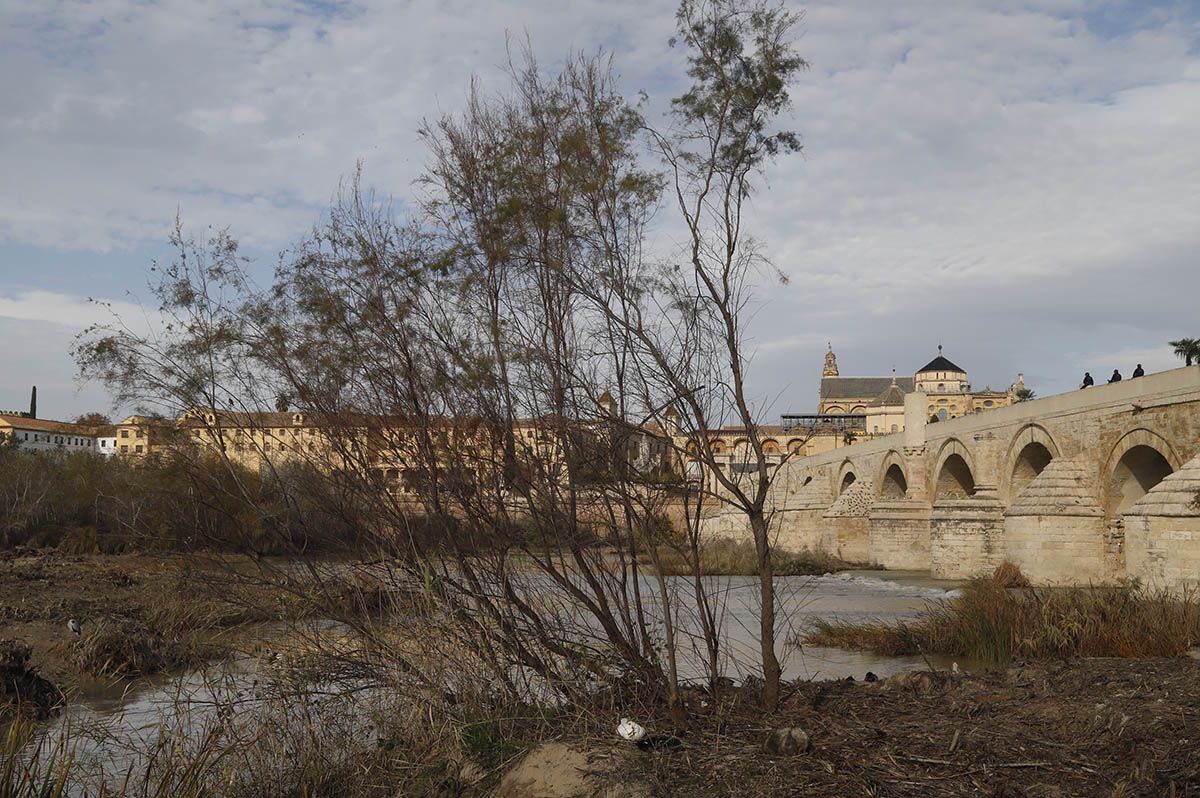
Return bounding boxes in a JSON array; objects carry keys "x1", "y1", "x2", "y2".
[
  {"x1": 802, "y1": 564, "x2": 1200, "y2": 665},
  {"x1": 651, "y1": 538, "x2": 850, "y2": 577}
]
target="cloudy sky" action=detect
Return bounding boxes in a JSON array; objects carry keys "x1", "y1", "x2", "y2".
[{"x1": 2, "y1": 0, "x2": 1198, "y2": 421}]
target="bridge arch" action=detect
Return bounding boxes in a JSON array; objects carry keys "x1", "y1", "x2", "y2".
[
  {"x1": 1102, "y1": 428, "x2": 1180, "y2": 517},
  {"x1": 933, "y1": 438, "x2": 977, "y2": 500},
  {"x1": 837, "y1": 459, "x2": 859, "y2": 495},
  {"x1": 876, "y1": 451, "x2": 909, "y2": 499},
  {"x1": 1005, "y1": 424, "x2": 1061, "y2": 500}
]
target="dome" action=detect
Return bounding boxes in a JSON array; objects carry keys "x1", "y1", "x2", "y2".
[
  {"x1": 917, "y1": 346, "x2": 965, "y2": 375},
  {"x1": 869, "y1": 377, "x2": 907, "y2": 407}
]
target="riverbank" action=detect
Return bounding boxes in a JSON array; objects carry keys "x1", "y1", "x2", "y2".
[
  {"x1": 0, "y1": 548, "x2": 379, "y2": 719},
  {"x1": 506, "y1": 656, "x2": 1200, "y2": 797},
  {"x1": 5, "y1": 552, "x2": 1198, "y2": 795}
]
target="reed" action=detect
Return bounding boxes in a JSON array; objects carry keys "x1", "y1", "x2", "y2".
[{"x1": 803, "y1": 564, "x2": 1200, "y2": 664}]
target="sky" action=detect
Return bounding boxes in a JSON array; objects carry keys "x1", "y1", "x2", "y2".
[{"x1": 1, "y1": 0, "x2": 1198, "y2": 421}]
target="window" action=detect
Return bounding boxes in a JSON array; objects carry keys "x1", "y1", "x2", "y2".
[
  {"x1": 120, "y1": 445, "x2": 128, "y2": 453},
  {"x1": 938, "y1": 383, "x2": 945, "y2": 391},
  {"x1": 135, "y1": 445, "x2": 144, "y2": 453},
  {"x1": 264, "y1": 442, "x2": 272, "y2": 451},
  {"x1": 891, "y1": 424, "x2": 898, "y2": 432},
  {"x1": 136, "y1": 429, "x2": 144, "y2": 438},
  {"x1": 984, "y1": 400, "x2": 994, "y2": 407},
  {"x1": 120, "y1": 430, "x2": 129, "y2": 438}
]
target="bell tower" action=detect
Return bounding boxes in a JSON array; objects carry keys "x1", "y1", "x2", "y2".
[{"x1": 822, "y1": 343, "x2": 839, "y2": 377}]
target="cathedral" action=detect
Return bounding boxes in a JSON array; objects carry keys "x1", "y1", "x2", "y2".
[{"x1": 815, "y1": 344, "x2": 1017, "y2": 435}]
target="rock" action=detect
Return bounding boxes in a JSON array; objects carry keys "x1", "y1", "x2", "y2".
[
  {"x1": 764, "y1": 727, "x2": 811, "y2": 755},
  {"x1": 887, "y1": 670, "x2": 935, "y2": 694}
]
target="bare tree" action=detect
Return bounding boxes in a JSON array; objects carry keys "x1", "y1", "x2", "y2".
[{"x1": 75, "y1": 0, "x2": 807, "y2": 719}]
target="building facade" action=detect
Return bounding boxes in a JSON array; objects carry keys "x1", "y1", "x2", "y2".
[{"x1": 811, "y1": 344, "x2": 1017, "y2": 434}]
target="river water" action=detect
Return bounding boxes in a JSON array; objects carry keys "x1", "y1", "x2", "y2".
[{"x1": 41, "y1": 569, "x2": 961, "y2": 789}]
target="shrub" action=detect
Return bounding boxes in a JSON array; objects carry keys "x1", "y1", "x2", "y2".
[{"x1": 803, "y1": 564, "x2": 1200, "y2": 664}]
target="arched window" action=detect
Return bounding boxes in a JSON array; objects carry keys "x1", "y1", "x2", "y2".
[{"x1": 938, "y1": 409, "x2": 948, "y2": 421}]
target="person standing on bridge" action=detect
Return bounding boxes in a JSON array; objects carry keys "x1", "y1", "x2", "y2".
[
  {"x1": 1132, "y1": 364, "x2": 1145, "y2": 378},
  {"x1": 1109, "y1": 369, "x2": 1122, "y2": 383},
  {"x1": 1081, "y1": 372, "x2": 1094, "y2": 388}
]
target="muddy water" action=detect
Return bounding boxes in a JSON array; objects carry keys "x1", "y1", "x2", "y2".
[
  {"x1": 704, "y1": 570, "x2": 962, "y2": 682},
  {"x1": 44, "y1": 570, "x2": 959, "y2": 787}
]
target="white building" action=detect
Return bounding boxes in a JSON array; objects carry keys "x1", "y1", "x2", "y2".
[
  {"x1": 0, "y1": 414, "x2": 98, "y2": 454},
  {"x1": 95, "y1": 426, "x2": 118, "y2": 457}
]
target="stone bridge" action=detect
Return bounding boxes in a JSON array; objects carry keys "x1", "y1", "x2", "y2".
[{"x1": 708, "y1": 365, "x2": 1200, "y2": 588}]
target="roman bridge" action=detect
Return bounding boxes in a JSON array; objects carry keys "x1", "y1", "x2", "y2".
[{"x1": 706, "y1": 365, "x2": 1200, "y2": 588}]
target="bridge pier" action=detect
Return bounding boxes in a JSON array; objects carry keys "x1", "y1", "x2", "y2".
[
  {"x1": 774, "y1": 478, "x2": 833, "y2": 552},
  {"x1": 822, "y1": 479, "x2": 873, "y2": 562},
  {"x1": 1003, "y1": 458, "x2": 1113, "y2": 584},
  {"x1": 930, "y1": 491, "x2": 1006, "y2": 579},
  {"x1": 1124, "y1": 454, "x2": 1200, "y2": 592},
  {"x1": 867, "y1": 499, "x2": 931, "y2": 570}
]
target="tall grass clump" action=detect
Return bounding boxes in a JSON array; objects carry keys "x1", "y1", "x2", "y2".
[
  {"x1": 651, "y1": 538, "x2": 850, "y2": 577},
  {"x1": 803, "y1": 564, "x2": 1200, "y2": 665},
  {"x1": 1, "y1": 715, "x2": 71, "y2": 798}
]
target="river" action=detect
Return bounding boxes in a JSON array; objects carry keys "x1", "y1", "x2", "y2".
[{"x1": 39, "y1": 569, "x2": 960, "y2": 790}]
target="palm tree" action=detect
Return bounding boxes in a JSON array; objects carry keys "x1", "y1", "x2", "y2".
[{"x1": 1169, "y1": 338, "x2": 1200, "y2": 367}]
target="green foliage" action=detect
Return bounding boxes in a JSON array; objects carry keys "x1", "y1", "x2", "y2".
[
  {"x1": 1169, "y1": 337, "x2": 1200, "y2": 367},
  {"x1": 1014, "y1": 387, "x2": 1036, "y2": 402},
  {"x1": 671, "y1": 0, "x2": 807, "y2": 172}
]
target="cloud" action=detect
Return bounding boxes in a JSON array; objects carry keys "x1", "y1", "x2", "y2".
[
  {"x1": 0, "y1": 0, "x2": 1198, "y2": 418},
  {"x1": 0, "y1": 289, "x2": 145, "y2": 330}
]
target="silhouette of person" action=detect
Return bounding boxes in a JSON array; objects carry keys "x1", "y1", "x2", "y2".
[
  {"x1": 1109, "y1": 369, "x2": 1122, "y2": 383},
  {"x1": 1081, "y1": 372, "x2": 1094, "y2": 388},
  {"x1": 1132, "y1": 364, "x2": 1145, "y2": 378}
]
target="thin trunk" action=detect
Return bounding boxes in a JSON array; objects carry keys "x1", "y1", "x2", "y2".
[{"x1": 750, "y1": 509, "x2": 780, "y2": 710}]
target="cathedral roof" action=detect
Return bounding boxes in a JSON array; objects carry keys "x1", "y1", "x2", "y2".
[{"x1": 820, "y1": 376, "x2": 914, "y2": 400}]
